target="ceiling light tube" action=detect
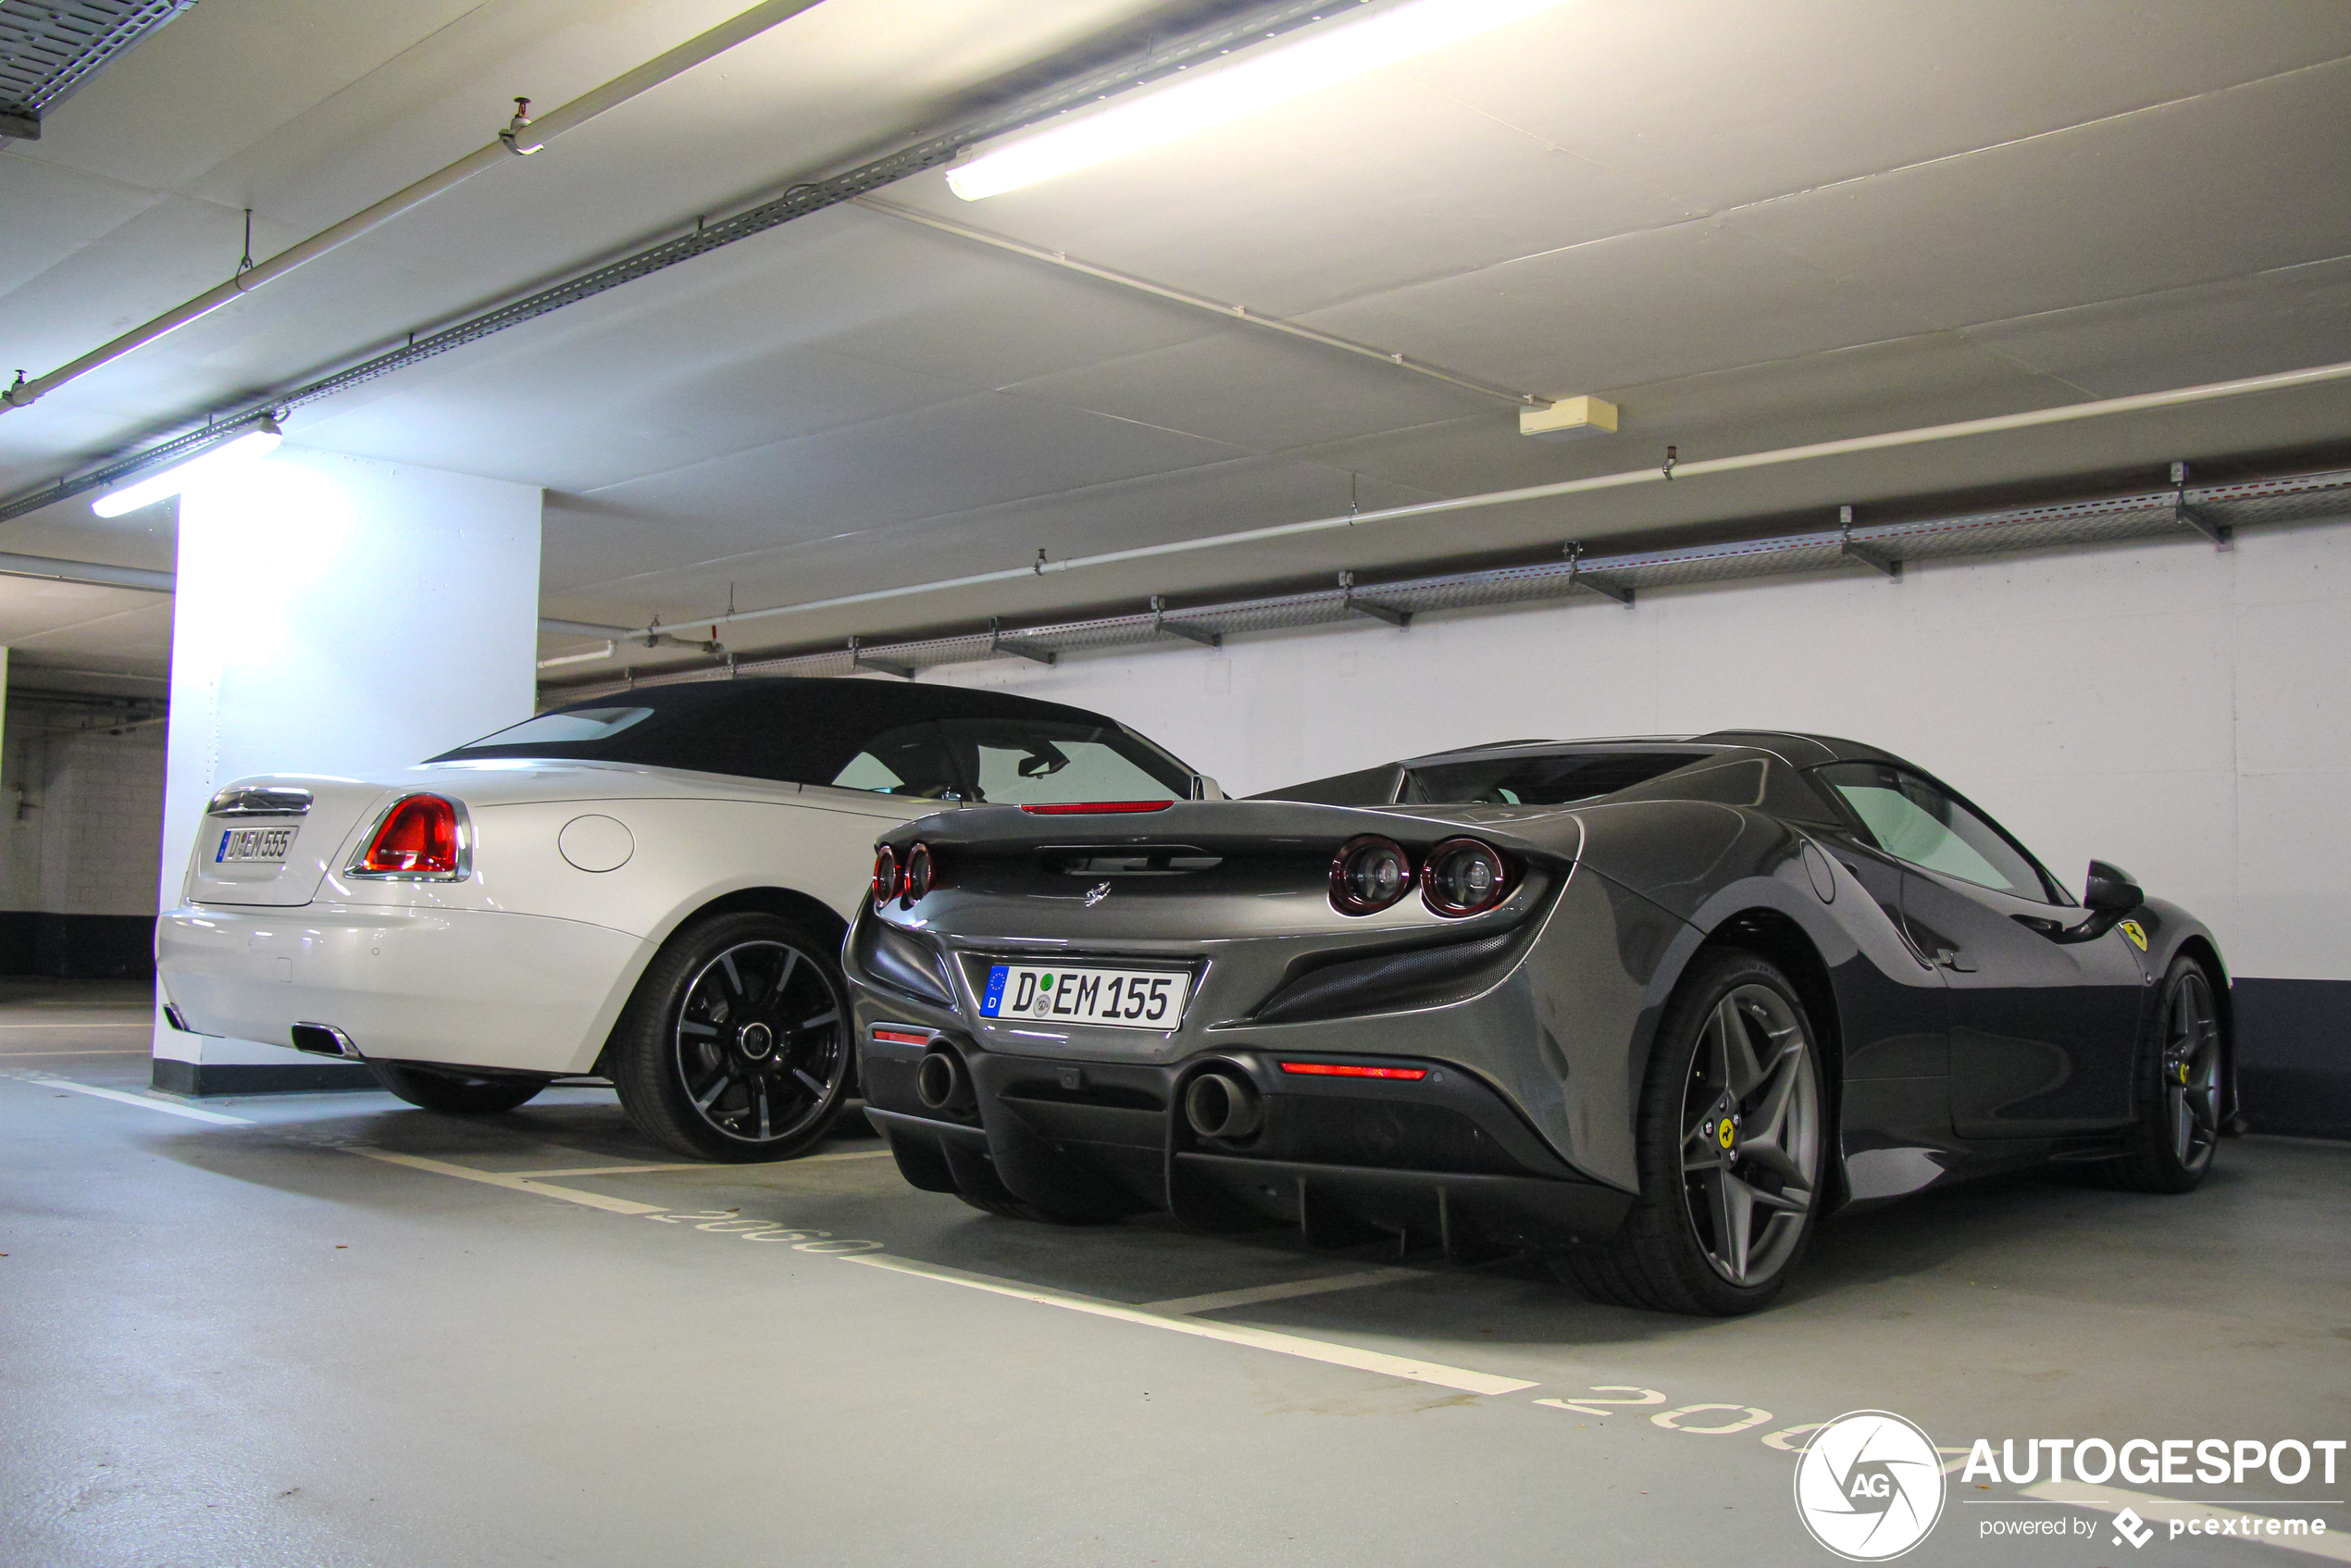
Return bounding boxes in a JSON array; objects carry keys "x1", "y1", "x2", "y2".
[
  {"x1": 90, "y1": 418, "x2": 282, "y2": 517},
  {"x1": 947, "y1": 0, "x2": 1571, "y2": 200}
]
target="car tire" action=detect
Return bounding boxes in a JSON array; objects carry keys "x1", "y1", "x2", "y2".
[
  {"x1": 370, "y1": 1061, "x2": 543, "y2": 1114},
  {"x1": 611, "y1": 909, "x2": 853, "y2": 1164},
  {"x1": 2097, "y1": 954, "x2": 2223, "y2": 1195},
  {"x1": 1554, "y1": 948, "x2": 1828, "y2": 1316}
]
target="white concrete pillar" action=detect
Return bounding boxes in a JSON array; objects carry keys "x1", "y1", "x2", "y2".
[{"x1": 153, "y1": 446, "x2": 541, "y2": 1094}]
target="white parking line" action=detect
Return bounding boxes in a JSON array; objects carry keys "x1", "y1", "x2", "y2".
[
  {"x1": 351, "y1": 1148, "x2": 666, "y2": 1215},
  {"x1": 0, "y1": 1048, "x2": 150, "y2": 1057},
  {"x1": 2025, "y1": 1482, "x2": 2349, "y2": 1561},
  {"x1": 2, "y1": 1067, "x2": 253, "y2": 1125},
  {"x1": 1142, "y1": 1266, "x2": 1425, "y2": 1315},
  {"x1": 502, "y1": 1149, "x2": 895, "y2": 1177},
  {"x1": 842, "y1": 1251, "x2": 1537, "y2": 1397}
]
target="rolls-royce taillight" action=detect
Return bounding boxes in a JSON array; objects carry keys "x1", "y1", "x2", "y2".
[
  {"x1": 353, "y1": 794, "x2": 464, "y2": 878},
  {"x1": 1421, "y1": 838, "x2": 1510, "y2": 917}
]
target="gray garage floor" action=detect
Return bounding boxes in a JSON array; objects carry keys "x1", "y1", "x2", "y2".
[{"x1": 3, "y1": 983, "x2": 2345, "y2": 1568}]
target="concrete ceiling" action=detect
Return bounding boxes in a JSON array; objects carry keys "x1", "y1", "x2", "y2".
[{"x1": 3, "y1": 0, "x2": 2349, "y2": 686}]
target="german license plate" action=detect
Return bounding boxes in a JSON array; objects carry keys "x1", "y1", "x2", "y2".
[
  {"x1": 216, "y1": 825, "x2": 297, "y2": 864},
  {"x1": 981, "y1": 964, "x2": 1188, "y2": 1029}
]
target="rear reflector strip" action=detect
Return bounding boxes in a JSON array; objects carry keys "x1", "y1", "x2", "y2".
[
  {"x1": 1018, "y1": 800, "x2": 1176, "y2": 815},
  {"x1": 871, "y1": 1027, "x2": 933, "y2": 1046},
  {"x1": 1278, "y1": 1061, "x2": 1428, "y2": 1081}
]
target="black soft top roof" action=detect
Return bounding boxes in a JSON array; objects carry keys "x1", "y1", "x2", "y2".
[{"x1": 429, "y1": 677, "x2": 1150, "y2": 782}]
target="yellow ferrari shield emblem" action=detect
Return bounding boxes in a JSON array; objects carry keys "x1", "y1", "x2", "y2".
[
  {"x1": 1717, "y1": 1117, "x2": 1735, "y2": 1149},
  {"x1": 2118, "y1": 919, "x2": 2148, "y2": 952}
]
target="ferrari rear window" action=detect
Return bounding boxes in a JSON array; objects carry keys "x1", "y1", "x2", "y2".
[{"x1": 1403, "y1": 751, "x2": 1708, "y2": 805}]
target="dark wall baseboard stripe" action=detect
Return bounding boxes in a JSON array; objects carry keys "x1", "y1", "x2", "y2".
[
  {"x1": 2231, "y1": 978, "x2": 2351, "y2": 1139},
  {"x1": 0, "y1": 912, "x2": 155, "y2": 978},
  {"x1": 152, "y1": 1057, "x2": 377, "y2": 1097}
]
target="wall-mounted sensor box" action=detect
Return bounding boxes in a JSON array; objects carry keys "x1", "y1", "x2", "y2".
[{"x1": 1519, "y1": 394, "x2": 1619, "y2": 442}]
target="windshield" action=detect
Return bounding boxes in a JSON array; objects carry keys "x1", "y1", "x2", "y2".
[
  {"x1": 828, "y1": 718, "x2": 1195, "y2": 803},
  {"x1": 1404, "y1": 751, "x2": 1709, "y2": 805}
]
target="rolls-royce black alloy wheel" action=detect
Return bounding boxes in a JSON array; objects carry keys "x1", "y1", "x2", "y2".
[
  {"x1": 614, "y1": 910, "x2": 853, "y2": 1162},
  {"x1": 2104, "y1": 955, "x2": 2224, "y2": 1194},
  {"x1": 1556, "y1": 949, "x2": 1826, "y2": 1315}
]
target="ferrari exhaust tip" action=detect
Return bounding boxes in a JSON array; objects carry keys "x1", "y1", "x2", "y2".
[
  {"x1": 1183, "y1": 1071, "x2": 1263, "y2": 1140},
  {"x1": 914, "y1": 1049, "x2": 969, "y2": 1112}
]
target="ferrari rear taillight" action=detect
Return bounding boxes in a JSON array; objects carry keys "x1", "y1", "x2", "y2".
[
  {"x1": 873, "y1": 845, "x2": 902, "y2": 910},
  {"x1": 1279, "y1": 1061, "x2": 1428, "y2": 1081},
  {"x1": 903, "y1": 842, "x2": 936, "y2": 903},
  {"x1": 1421, "y1": 838, "x2": 1511, "y2": 917},
  {"x1": 1330, "y1": 835, "x2": 1412, "y2": 915},
  {"x1": 352, "y1": 794, "x2": 465, "y2": 878}
]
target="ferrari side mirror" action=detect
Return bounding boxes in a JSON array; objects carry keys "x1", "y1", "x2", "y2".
[{"x1": 2083, "y1": 860, "x2": 2144, "y2": 914}]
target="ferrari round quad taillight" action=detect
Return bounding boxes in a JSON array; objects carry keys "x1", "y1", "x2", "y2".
[
  {"x1": 351, "y1": 793, "x2": 466, "y2": 879},
  {"x1": 1421, "y1": 838, "x2": 1511, "y2": 917},
  {"x1": 873, "y1": 845, "x2": 902, "y2": 910},
  {"x1": 903, "y1": 842, "x2": 936, "y2": 904},
  {"x1": 1330, "y1": 835, "x2": 1412, "y2": 915}
]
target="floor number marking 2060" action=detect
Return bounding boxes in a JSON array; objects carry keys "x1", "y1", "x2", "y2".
[
  {"x1": 1540, "y1": 1387, "x2": 1806, "y2": 1448},
  {"x1": 642, "y1": 1209, "x2": 882, "y2": 1251}
]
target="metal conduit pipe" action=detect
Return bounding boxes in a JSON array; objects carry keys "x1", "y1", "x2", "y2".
[
  {"x1": 0, "y1": 0, "x2": 831, "y2": 414},
  {"x1": 0, "y1": 0, "x2": 1366, "y2": 522},
  {"x1": 656, "y1": 356, "x2": 2351, "y2": 638}
]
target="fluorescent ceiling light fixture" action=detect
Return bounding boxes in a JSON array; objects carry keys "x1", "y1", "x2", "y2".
[
  {"x1": 948, "y1": 0, "x2": 1572, "y2": 201},
  {"x1": 91, "y1": 417, "x2": 282, "y2": 517}
]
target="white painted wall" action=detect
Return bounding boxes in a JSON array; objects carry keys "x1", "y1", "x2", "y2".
[
  {"x1": 155, "y1": 446, "x2": 542, "y2": 1069},
  {"x1": 921, "y1": 516, "x2": 2351, "y2": 985}
]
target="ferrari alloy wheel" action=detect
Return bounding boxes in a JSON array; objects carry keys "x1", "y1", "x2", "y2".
[
  {"x1": 2103, "y1": 956, "x2": 2224, "y2": 1194},
  {"x1": 613, "y1": 910, "x2": 853, "y2": 1163},
  {"x1": 1556, "y1": 949, "x2": 1826, "y2": 1315},
  {"x1": 370, "y1": 1061, "x2": 544, "y2": 1114}
]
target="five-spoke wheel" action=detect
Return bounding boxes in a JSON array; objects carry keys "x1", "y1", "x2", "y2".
[
  {"x1": 2104, "y1": 954, "x2": 2225, "y2": 1193},
  {"x1": 1676, "y1": 982, "x2": 1822, "y2": 1288},
  {"x1": 1556, "y1": 948, "x2": 1826, "y2": 1314},
  {"x1": 614, "y1": 910, "x2": 852, "y2": 1162}
]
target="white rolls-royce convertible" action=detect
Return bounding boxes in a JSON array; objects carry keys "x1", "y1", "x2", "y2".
[{"x1": 157, "y1": 678, "x2": 1213, "y2": 1161}]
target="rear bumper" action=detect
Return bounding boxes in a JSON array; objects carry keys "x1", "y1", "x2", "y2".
[
  {"x1": 157, "y1": 902, "x2": 652, "y2": 1076},
  {"x1": 861, "y1": 1034, "x2": 1633, "y2": 1252}
]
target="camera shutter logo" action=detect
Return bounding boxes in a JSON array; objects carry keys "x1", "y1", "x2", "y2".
[{"x1": 1793, "y1": 1411, "x2": 1947, "y2": 1561}]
